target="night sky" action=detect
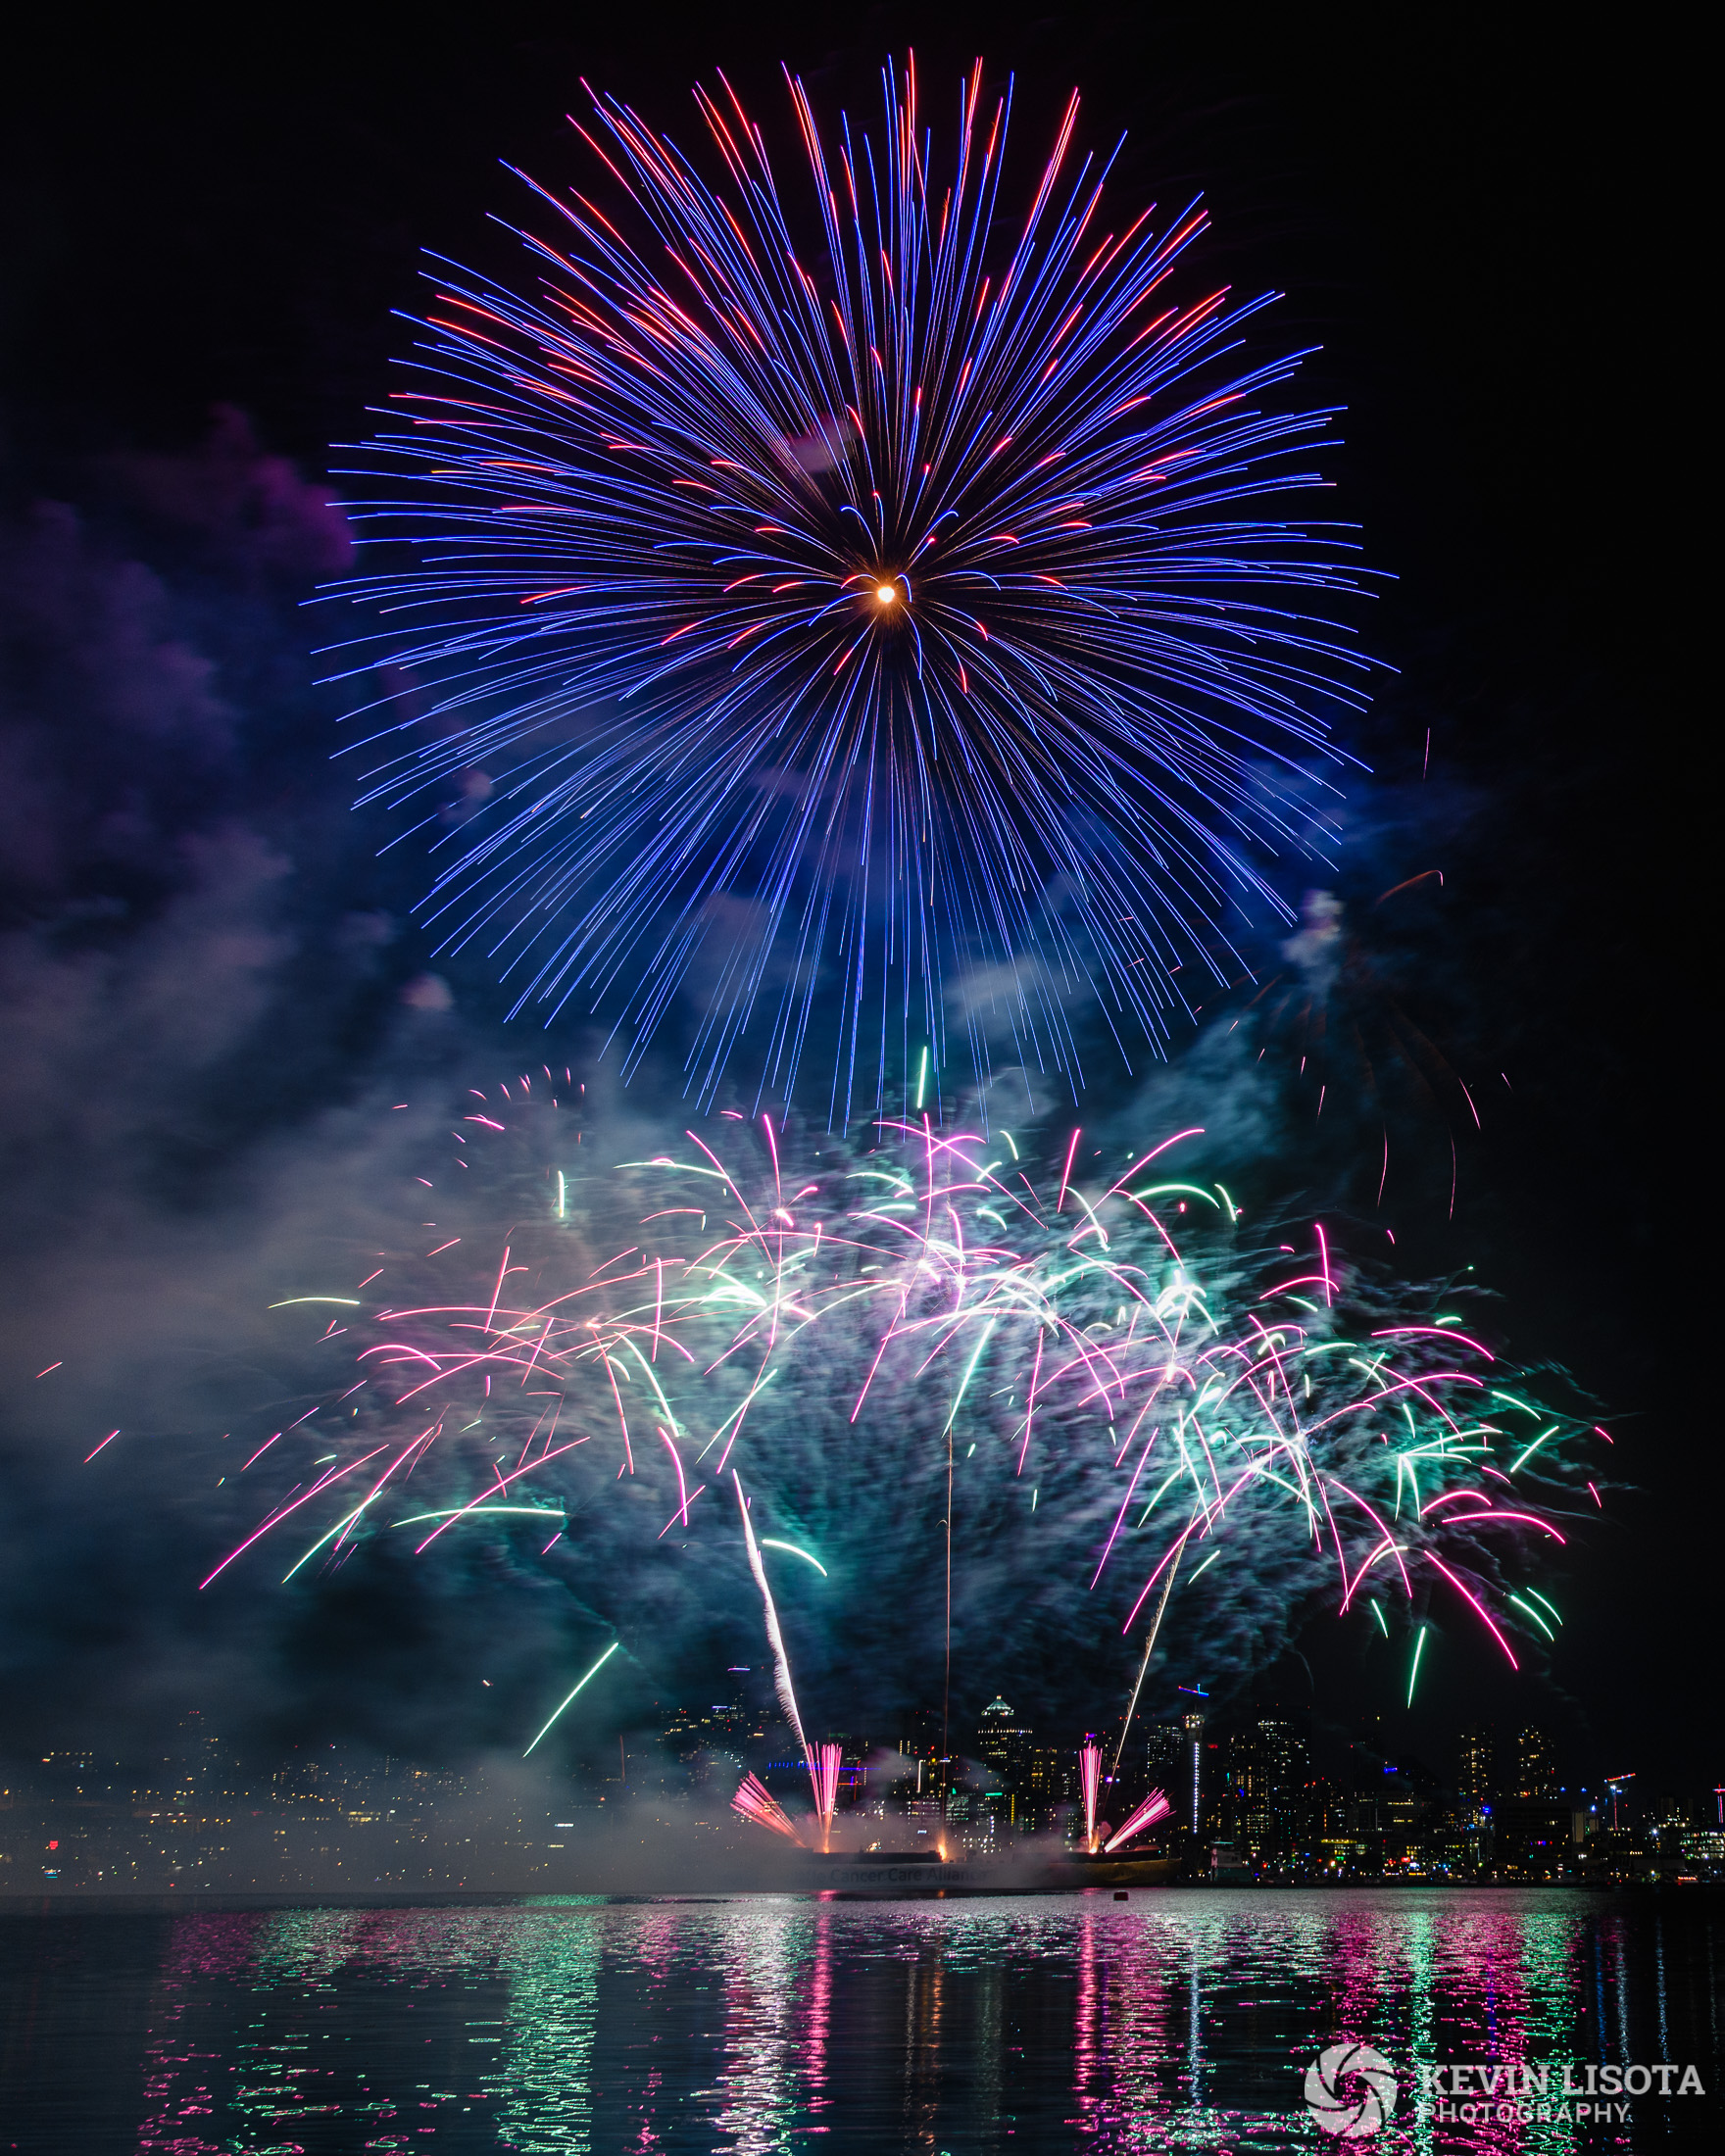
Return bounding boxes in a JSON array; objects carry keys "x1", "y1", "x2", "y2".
[{"x1": 0, "y1": 8, "x2": 1703, "y2": 1799}]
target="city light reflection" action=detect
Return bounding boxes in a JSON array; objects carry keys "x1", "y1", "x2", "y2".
[{"x1": 88, "y1": 1890, "x2": 1725, "y2": 2149}]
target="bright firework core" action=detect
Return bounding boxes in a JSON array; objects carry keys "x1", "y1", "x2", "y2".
[{"x1": 336, "y1": 58, "x2": 1376, "y2": 1115}]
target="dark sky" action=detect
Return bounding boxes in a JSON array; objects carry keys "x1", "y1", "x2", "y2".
[{"x1": 0, "y1": 7, "x2": 1703, "y2": 1799}]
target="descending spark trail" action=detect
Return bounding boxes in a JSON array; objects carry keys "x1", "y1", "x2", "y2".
[
  {"x1": 182, "y1": 1085, "x2": 1602, "y2": 1754},
  {"x1": 522, "y1": 1640, "x2": 620, "y2": 1756},
  {"x1": 734, "y1": 1466, "x2": 818, "y2": 1812},
  {"x1": 760, "y1": 1538, "x2": 828, "y2": 1576},
  {"x1": 331, "y1": 58, "x2": 1373, "y2": 1116},
  {"x1": 1405, "y1": 1624, "x2": 1430, "y2": 1706}
]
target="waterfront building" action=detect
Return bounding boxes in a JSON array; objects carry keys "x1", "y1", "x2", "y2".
[
  {"x1": 1513, "y1": 1725, "x2": 1558, "y2": 1799},
  {"x1": 1456, "y1": 1722, "x2": 1494, "y2": 1807}
]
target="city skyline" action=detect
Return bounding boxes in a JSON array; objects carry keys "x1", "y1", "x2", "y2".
[{"x1": 9, "y1": 1682, "x2": 1718, "y2": 1895}]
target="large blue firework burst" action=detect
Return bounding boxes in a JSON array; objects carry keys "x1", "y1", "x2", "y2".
[{"x1": 331, "y1": 58, "x2": 1373, "y2": 1119}]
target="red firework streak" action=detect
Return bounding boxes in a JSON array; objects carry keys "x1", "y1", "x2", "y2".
[
  {"x1": 1080, "y1": 1741, "x2": 1103, "y2": 1852},
  {"x1": 1104, "y1": 1788, "x2": 1171, "y2": 1854},
  {"x1": 731, "y1": 1772, "x2": 803, "y2": 1843},
  {"x1": 815, "y1": 1742, "x2": 843, "y2": 1852}
]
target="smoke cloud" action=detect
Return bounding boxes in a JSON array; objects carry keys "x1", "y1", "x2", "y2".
[{"x1": 0, "y1": 416, "x2": 1602, "y2": 1797}]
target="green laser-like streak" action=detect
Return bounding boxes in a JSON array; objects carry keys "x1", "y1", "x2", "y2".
[
  {"x1": 613, "y1": 1334, "x2": 680, "y2": 1430},
  {"x1": 618, "y1": 1158, "x2": 731, "y2": 1185},
  {"x1": 692, "y1": 1366, "x2": 779, "y2": 1465},
  {"x1": 1509, "y1": 1424, "x2": 1559, "y2": 1473},
  {"x1": 1406, "y1": 1625, "x2": 1428, "y2": 1706},
  {"x1": 760, "y1": 1539, "x2": 828, "y2": 1576},
  {"x1": 1507, "y1": 1593, "x2": 1554, "y2": 1640},
  {"x1": 942, "y1": 1318, "x2": 998, "y2": 1435},
  {"x1": 522, "y1": 1642, "x2": 621, "y2": 1757},
  {"x1": 283, "y1": 1497, "x2": 374, "y2": 1582},
  {"x1": 391, "y1": 1505, "x2": 565, "y2": 1527}
]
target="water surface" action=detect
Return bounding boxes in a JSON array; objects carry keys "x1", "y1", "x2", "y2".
[{"x1": 0, "y1": 1887, "x2": 1716, "y2": 2151}]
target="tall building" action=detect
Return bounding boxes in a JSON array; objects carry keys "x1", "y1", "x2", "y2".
[
  {"x1": 1019, "y1": 1745, "x2": 1072, "y2": 1830},
  {"x1": 1256, "y1": 1715, "x2": 1309, "y2": 1794},
  {"x1": 975, "y1": 1698, "x2": 1035, "y2": 1825},
  {"x1": 1456, "y1": 1723, "x2": 1494, "y2": 1807},
  {"x1": 1513, "y1": 1726, "x2": 1557, "y2": 1800},
  {"x1": 1145, "y1": 1722, "x2": 1184, "y2": 1789},
  {"x1": 976, "y1": 1698, "x2": 1032, "y2": 1795},
  {"x1": 1180, "y1": 1710, "x2": 1206, "y2": 1835},
  {"x1": 1234, "y1": 1714, "x2": 1311, "y2": 1852}
]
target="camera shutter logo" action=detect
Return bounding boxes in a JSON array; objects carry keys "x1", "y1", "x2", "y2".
[{"x1": 1305, "y1": 2042, "x2": 1399, "y2": 2137}]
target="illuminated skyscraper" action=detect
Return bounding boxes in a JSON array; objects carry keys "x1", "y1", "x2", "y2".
[
  {"x1": 1457, "y1": 1723, "x2": 1494, "y2": 1806},
  {"x1": 1181, "y1": 1710, "x2": 1206, "y2": 1834},
  {"x1": 976, "y1": 1698, "x2": 1033, "y2": 1825},
  {"x1": 1237, "y1": 1714, "x2": 1311, "y2": 1850},
  {"x1": 1022, "y1": 1746, "x2": 1070, "y2": 1829},
  {"x1": 976, "y1": 1698, "x2": 1031, "y2": 1791},
  {"x1": 1513, "y1": 1726, "x2": 1558, "y2": 1800},
  {"x1": 1146, "y1": 1721, "x2": 1184, "y2": 1794}
]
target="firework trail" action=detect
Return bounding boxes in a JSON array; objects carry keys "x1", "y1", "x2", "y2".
[
  {"x1": 521, "y1": 1641, "x2": 620, "y2": 1757},
  {"x1": 1080, "y1": 1740, "x2": 1103, "y2": 1849},
  {"x1": 731, "y1": 1771, "x2": 803, "y2": 1842},
  {"x1": 814, "y1": 1741, "x2": 843, "y2": 1850},
  {"x1": 733, "y1": 1464, "x2": 819, "y2": 1815},
  {"x1": 1104, "y1": 1787, "x2": 1171, "y2": 1853},
  {"x1": 1112, "y1": 1542, "x2": 1181, "y2": 1772},
  {"x1": 187, "y1": 1086, "x2": 1603, "y2": 1745},
  {"x1": 331, "y1": 58, "x2": 1372, "y2": 1117}
]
